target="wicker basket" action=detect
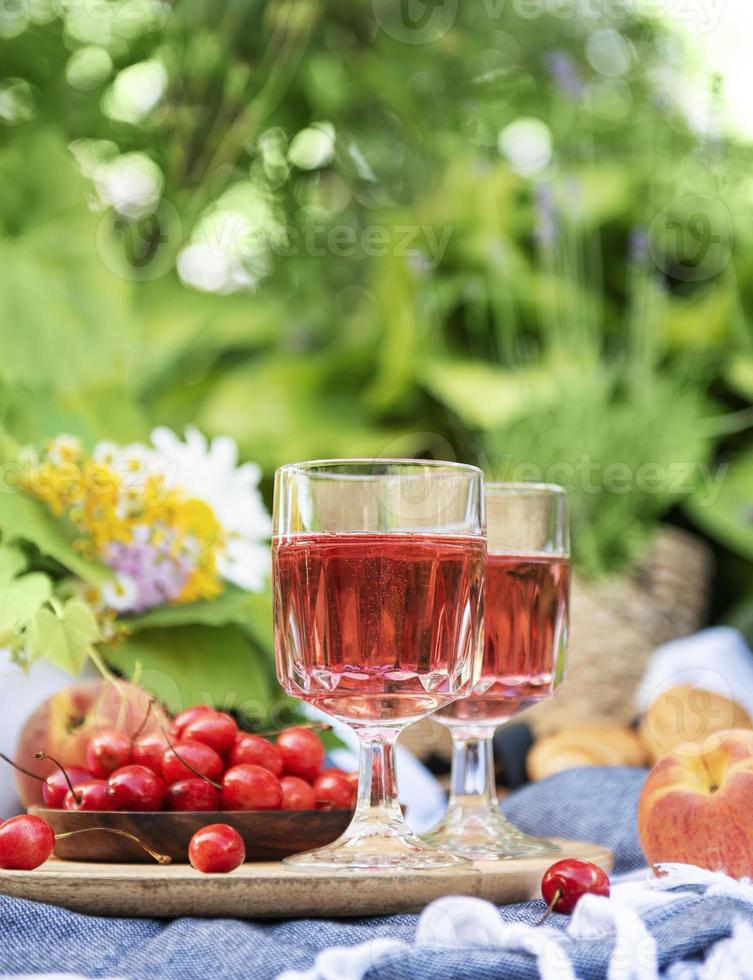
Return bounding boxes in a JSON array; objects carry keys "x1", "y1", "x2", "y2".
[{"x1": 401, "y1": 525, "x2": 713, "y2": 759}]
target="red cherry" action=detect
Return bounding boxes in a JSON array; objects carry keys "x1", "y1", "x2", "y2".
[
  {"x1": 107, "y1": 765, "x2": 166, "y2": 811},
  {"x1": 0, "y1": 815, "x2": 55, "y2": 870},
  {"x1": 276, "y1": 727, "x2": 325, "y2": 782},
  {"x1": 344, "y1": 771, "x2": 359, "y2": 791},
  {"x1": 280, "y1": 776, "x2": 317, "y2": 810},
  {"x1": 189, "y1": 823, "x2": 246, "y2": 874},
  {"x1": 222, "y1": 764, "x2": 282, "y2": 811},
  {"x1": 313, "y1": 773, "x2": 355, "y2": 810},
  {"x1": 160, "y1": 741, "x2": 224, "y2": 786},
  {"x1": 173, "y1": 706, "x2": 214, "y2": 731},
  {"x1": 41, "y1": 766, "x2": 93, "y2": 809},
  {"x1": 131, "y1": 735, "x2": 168, "y2": 776},
  {"x1": 229, "y1": 734, "x2": 283, "y2": 777},
  {"x1": 64, "y1": 779, "x2": 115, "y2": 812},
  {"x1": 86, "y1": 730, "x2": 132, "y2": 778},
  {"x1": 180, "y1": 711, "x2": 238, "y2": 758},
  {"x1": 165, "y1": 778, "x2": 221, "y2": 812},
  {"x1": 541, "y1": 859, "x2": 610, "y2": 915}
]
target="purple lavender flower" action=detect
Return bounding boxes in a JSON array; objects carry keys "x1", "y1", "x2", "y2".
[
  {"x1": 102, "y1": 525, "x2": 191, "y2": 613},
  {"x1": 534, "y1": 182, "x2": 557, "y2": 252},
  {"x1": 546, "y1": 51, "x2": 584, "y2": 102}
]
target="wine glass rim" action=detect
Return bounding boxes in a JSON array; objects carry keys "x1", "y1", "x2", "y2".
[
  {"x1": 486, "y1": 481, "x2": 567, "y2": 495},
  {"x1": 277, "y1": 457, "x2": 484, "y2": 478}
]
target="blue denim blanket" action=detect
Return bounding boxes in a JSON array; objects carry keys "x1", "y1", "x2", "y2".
[{"x1": 0, "y1": 767, "x2": 746, "y2": 979}]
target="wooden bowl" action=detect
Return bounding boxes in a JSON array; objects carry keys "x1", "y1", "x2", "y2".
[{"x1": 29, "y1": 807, "x2": 354, "y2": 864}]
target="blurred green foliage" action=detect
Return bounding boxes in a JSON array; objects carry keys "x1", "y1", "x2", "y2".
[{"x1": 2, "y1": 0, "x2": 753, "y2": 693}]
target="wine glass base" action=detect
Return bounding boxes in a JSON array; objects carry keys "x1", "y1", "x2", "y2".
[
  {"x1": 422, "y1": 805, "x2": 560, "y2": 861},
  {"x1": 283, "y1": 818, "x2": 472, "y2": 872}
]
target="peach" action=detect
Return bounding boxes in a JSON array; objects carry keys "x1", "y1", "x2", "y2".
[
  {"x1": 13, "y1": 680, "x2": 169, "y2": 807},
  {"x1": 638, "y1": 728, "x2": 753, "y2": 879}
]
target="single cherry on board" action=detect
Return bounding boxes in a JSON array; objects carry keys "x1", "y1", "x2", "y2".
[
  {"x1": 0, "y1": 815, "x2": 55, "y2": 870},
  {"x1": 540, "y1": 859, "x2": 610, "y2": 917},
  {"x1": 189, "y1": 823, "x2": 246, "y2": 874},
  {"x1": 0, "y1": 814, "x2": 171, "y2": 869}
]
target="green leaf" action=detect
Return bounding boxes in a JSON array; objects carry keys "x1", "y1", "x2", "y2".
[
  {"x1": 726, "y1": 355, "x2": 753, "y2": 403},
  {"x1": 106, "y1": 624, "x2": 275, "y2": 723},
  {"x1": 0, "y1": 572, "x2": 51, "y2": 632},
  {"x1": 28, "y1": 599, "x2": 101, "y2": 676},
  {"x1": 0, "y1": 490, "x2": 110, "y2": 587},
  {"x1": 123, "y1": 587, "x2": 273, "y2": 651},
  {"x1": 0, "y1": 543, "x2": 27, "y2": 583},
  {"x1": 421, "y1": 358, "x2": 580, "y2": 431}
]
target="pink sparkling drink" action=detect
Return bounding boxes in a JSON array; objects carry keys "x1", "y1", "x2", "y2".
[
  {"x1": 274, "y1": 532, "x2": 485, "y2": 725},
  {"x1": 437, "y1": 551, "x2": 569, "y2": 726}
]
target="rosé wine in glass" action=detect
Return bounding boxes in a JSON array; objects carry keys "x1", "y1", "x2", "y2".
[
  {"x1": 274, "y1": 532, "x2": 485, "y2": 726},
  {"x1": 423, "y1": 482, "x2": 570, "y2": 861},
  {"x1": 438, "y1": 552, "x2": 569, "y2": 727}
]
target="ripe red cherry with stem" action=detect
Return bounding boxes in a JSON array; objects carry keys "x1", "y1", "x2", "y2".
[
  {"x1": 313, "y1": 773, "x2": 356, "y2": 810},
  {"x1": 540, "y1": 859, "x2": 610, "y2": 920},
  {"x1": 131, "y1": 735, "x2": 168, "y2": 776},
  {"x1": 173, "y1": 706, "x2": 214, "y2": 731},
  {"x1": 64, "y1": 780, "x2": 116, "y2": 812},
  {"x1": 107, "y1": 765, "x2": 166, "y2": 811},
  {"x1": 0, "y1": 815, "x2": 55, "y2": 870},
  {"x1": 222, "y1": 764, "x2": 282, "y2": 811},
  {"x1": 165, "y1": 778, "x2": 221, "y2": 812},
  {"x1": 0, "y1": 751, "x2": 90, "y2": 808},
  {"x1": 189, "y1": 823, "x2": 246, "y2": 874},
  {"x1": 276, "y1": 727, "x2": 325, "y2": 782},
  {"x1": 0, "y1": 815, "x2": 171, "y2": 869},
  {"x1": 229, "y1": 734, "x2": 283, "y2": 777},
  {"x1": 86, "y1": 730, "x2": 132, "y2": 778},
  {"x1": 180, "y1": 711, "x2": 237, "y2": 758},
  {"x1": 161, "y1": 741, "x2": 224, "y2": 786},
  {"x1": 280, "y1": 776, "x2": 317, "y2": 810}
]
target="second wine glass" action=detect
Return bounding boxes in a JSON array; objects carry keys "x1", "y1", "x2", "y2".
[{"x1": 423, "y1": 482, "x2": 570, "y2": 860}]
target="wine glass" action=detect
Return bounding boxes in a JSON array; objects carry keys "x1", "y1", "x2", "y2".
[
  {"x1": 423, "y1": 483, "x2": 570, "y2": 860},
  {"x1": 273, "y1": 458, "x2": 485, "y2": 871}
]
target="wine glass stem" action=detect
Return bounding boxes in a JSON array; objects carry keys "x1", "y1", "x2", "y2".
[
  {"x1": 449, "y1": 729, "x2": 498, "y2": 811},
  {"x1": 354, "y1": 727, "x2": 403, "y2": 823}
]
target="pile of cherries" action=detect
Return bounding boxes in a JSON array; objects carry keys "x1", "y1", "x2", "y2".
[{"x1": 29, "y1": 705, "x2": 357, "y2": 815}]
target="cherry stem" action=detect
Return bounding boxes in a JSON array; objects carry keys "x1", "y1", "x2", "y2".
[
  {"x1": 0, "y1": 751, "x2": 45, "y2": 783},
  {"x1": 155, "y1": 716, "x2": 222, "y2": 791},
  {"x1": 55, "y1": 828, "x2": 171, "y2": 865},
  {"x1": 254, "y1": 721, "x2": 332, "y2": 738},
  {"x1": 131, "y1": 699, "x2": 154, "y2": 743},
  {"x1": 536, "y1": 888, "x2": 562, "y2": 927},
  {"x1": 35, "y1": 752, "x2": 82, "y2": 805}
]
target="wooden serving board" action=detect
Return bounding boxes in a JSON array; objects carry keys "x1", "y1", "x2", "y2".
[{"x1": 0, "y1": 839, "x2": 612, "y2": 919}]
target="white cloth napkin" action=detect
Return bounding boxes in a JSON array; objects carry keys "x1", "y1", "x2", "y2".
[{"x1": 636, "y1": 627, "x2": 753, "y2": 720}]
